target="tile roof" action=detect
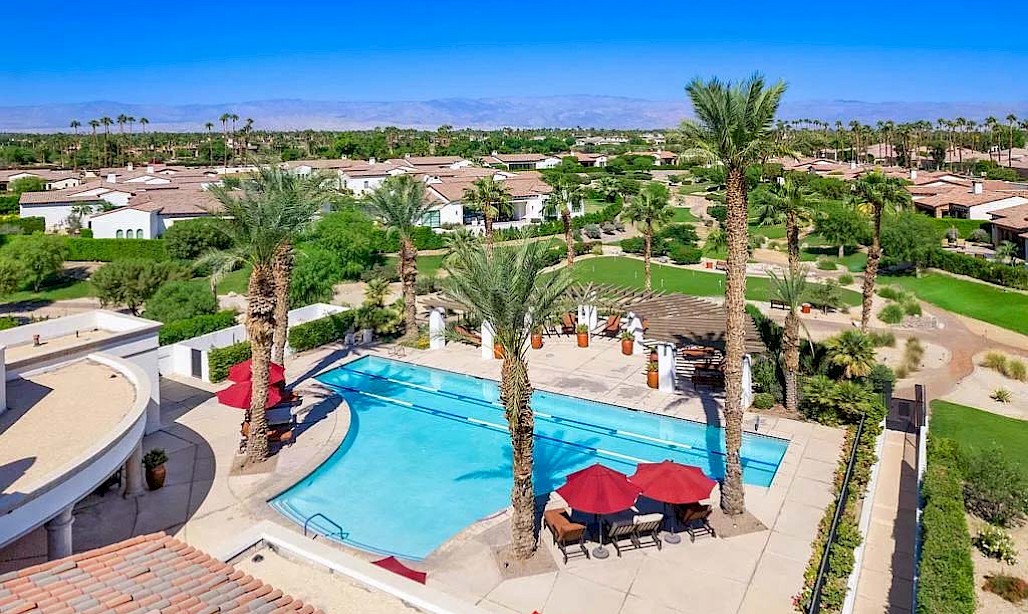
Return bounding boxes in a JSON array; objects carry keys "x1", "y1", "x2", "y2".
[
  {"x1": 915, "y1": 189, "x2": 1024, "y2": 210},
  {"x1": 482, "y1": 153, "x2": 549, "y2": 164},
  {"x1": 990, "y1": 202, "x2": 1028, "y2": 231},
  {"x1": 388, "y1": 155, "x2": 467, "y2": 167},
  {"x1": 18, "y1": 190, "x2": 103, "y2": 205},
  {"x1": 0, "y1": 169, "x2": 79, "y2": 182},
  {"x1": 91, "y1": 186, "x2": 222, "y2": 218},
  {"x1": 0, "y1": 533, "x2": 323, "y2": 613}
]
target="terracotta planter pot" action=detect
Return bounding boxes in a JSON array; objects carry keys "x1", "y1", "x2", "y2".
[
  {"x1": 801, "y1": 303, "x2": 812, "y2": 314},
  {"x1": 705, "y1": 261, "x2": 713, "y2": 269},
  {"x1": 621, "y1": 338, "x2": 634, "y2": 355},
  {"x1": 576, "y1": 332, "x2": 589, "y2": 348},
  {"x1": 493, "y1": 343, "x2": 504, "y2": 359},
  {"x1": 646, "y1": 370, "x2": 659, "y2": 389},
  {"x1": 531, "y1": 333, "x2": 544, "y2": 349},
  {"x1": 145, "y1": 465, "x2": 166, "y2": 490}
]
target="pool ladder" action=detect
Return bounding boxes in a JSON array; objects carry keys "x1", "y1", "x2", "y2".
[{"x1": 303, "y1": 512, "x2": 346, "y2": 540}]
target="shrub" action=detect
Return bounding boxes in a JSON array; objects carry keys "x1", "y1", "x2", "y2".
[
  {"x1": 66, "y1": 237, "x2": 168, "y2": 261},
  {"x1": 287, "y1": 310, "x2": 358, "y2": 353},
  {"x1": 964, "y1": 446, "x2": 1028, "y2": 526},
  {"x1": 752, "y1": 392, "x2": 775, "y2": 410},
  {"x1": 289, "y1": 247, "x2": 346, "y2": 307},
  {"x1": 163, "y1": 218, "x2": 233, "y2": 261},
  {"x1": 968, "y1": 228, "x2": 992, "y2": 243},
  {"x1": 877, "y1": 285, "x2": 910, "y2": 302},
  {"x1": 751, "y1": 355, "x2": 783, "y2": 402},
  {"x1": 927, "y1": 248, "x2": 1028, "y2": 291},
  {"x1": 878, "y1": 303, "x2": 905, "y2": 325},
  {"x1": 983, "y1": 351, "x2": 1009, "y2": 371},
  {"x1": 982, "y1": 352, "x2": 1028, "y2": 382},
  {"x1": 904, "y1": 338, "x2": 925, "y2": 371},
  {"x1": 669, "y1": 245, "x2": 702, "y2": 265},
  {"x1": 656, "y1": 223, "x2": 699, "y2": 246},
  {"x1": 0, "y1": 315, "x2": 19, "y2": 330},
  {"x1": 707, "y1": 204, "x2": 727, "y2": 224},
  {"x1": 583, "y1": 223, "x2": 602, "y2": 240},
  {"x1": 991, "y1": 388, "x2": 1013, "y2": 403},
  {"x1": 144, "y1": 281, "x2": 217, "y2": 323},
  {"x1": 974, "y1": 524, "x2": 1018, "y2": 564},
  {"x1": 1, "y1": 233, "x2": 67, "y2": 292},
  {"x1": 0, "y1": 215, "x2": 44, "y2": 235},
  {"x1": 868, "y1": 331, "x2": 896, "y2": 347},
  {"x1": 804, "y1": 279, "x2": 844, "y2": 311},
  {"x1": 142, "y1": 448, "x2": 168, "y2": 469},
  {"x1": 208, "y1": 341, "x2": 251, "y2": 383},
  {"x1": 78, "y1": 228, "x2": 93, "y2": 238},
  {"x1": 619, "y1": 236, "x2": 645, "y2": 254},
  {"x1": 838, "y1": 273, "x2": 854, "y2": 285},
  {"x1": 92, "y1": 260, "x2": 186, "y2": 316},
  {"x1": 903, "y1": 301, "x2": 922, "y2": 317},
  {"x1": 1007, "y1": 359, "x2": 1027, "y2": 382},
  {"x1": 868, "y1": 363, "x2": 895, "y2": 393},
  {"x1": 158, "y1": 311, "x2": 238, "y2": 346},
  {"x1": 816, "y1": 257, "x2": 837, "y2": 271},
  {"x1": 983, "y1": 575, "x2": 1028, "y2": 603},
  {"x1": 600, "y1": 222, "x2": 616, "y2": 234}
]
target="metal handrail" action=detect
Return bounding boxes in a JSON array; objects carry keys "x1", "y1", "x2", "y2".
[
  {"x1": 808, "y1": 412, "x2": 866, "y2": 614},
  {"x1": 303, "y1": 512, "x2": 344, "y2": 539}
]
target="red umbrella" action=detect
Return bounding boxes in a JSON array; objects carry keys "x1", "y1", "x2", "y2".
[
  {"x1": 629, "y1": 461, "x2": 717, "y2": 504},
  {"x1": 227, "y1": 359, "x2": 286, "y2": 385},
  {"x1": 216, "y1": 381, "x2": 284, "y2": 409},
  {"x1": 556, "y1": 463, "x2": 642, "y2": 514},
  {"x1": 372, "y1": 556, "x2": 427, "y2": 584}
]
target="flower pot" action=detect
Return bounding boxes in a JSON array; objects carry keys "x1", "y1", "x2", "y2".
[
  {"x1": 705, "y1": 261, "x2": 713, "y2": 269},
  {"x1": 801, "y1": 303, "x2": 812, "y2": 315},
  {"x1": 493, "y1": 343, "x2": 504, "y2": 359},
  {"x1": 576, "y1": 332, "x2": 589, "y2": 348},
  {"x1": 646, "y1": 370, "x2": 659, "y2": 389},
  {"x1": 621, "y1": 338, "x2": 634, "y2": 356},
  {"x1": 145, "y1": 465, "x2": 166, "y2": 490},
  {"x1": 531, "y1": 333, "x2": 544, "y2": 350}
]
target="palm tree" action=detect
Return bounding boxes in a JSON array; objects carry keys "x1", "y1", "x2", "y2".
[
  {"x1": 462, "y1": 177, "x2": 512, "y2": 242},
  {"x1": 69, "y1": 120, "x2": 81, "y2": 170},
  {"x1": 542, "y1": 175, "x2": 584, "y2": 266},
  {"x1": 229, "y1": 114, "x2": 240, "y2": 163},
  {"x1": 996, "y1": 240, "x2": 1018, "y2": 266},
  {"x1": 766, "y1": 179, "x2": 815, "y2": 271},
  {"x1": 69, "y1": 119, "x2": 81, "y2": 134},
  {"x1": 680, "y1": 74, "x2": 791, "y2": 516},
  {"x1": 100, "y1": 117, "x2": 113, "y2": 166},
  {"x1": 206, "y1": 180, "x2": 322, "y2": 464},
  {"x1": 363, "y1": 174, "x2": 433, "y2": 340},
  {"x1": 219, "y1": 113, "x2": 230, "y2": 167},
  {"x1": 442, "y1": 233, "x2": 573, "y2": 560},
  {"x1": 622, "y1": 182, "x2": 675, "y2": 290},
  {"x1": 854, "y1": 171, "x2": 911, "y2": 331},
  {"x1": 139, "y1": 117, "x2": 149, "y2": 134},
  {"x1": 127, "y1": 116, "x2": 136, "y2": 135},
  {"x1": 205, "y1": 122, "x2": 215, "y2": 165},
  {"x1": 1007, "y1": 114, "x2": 1018, "y2": 167},
  {"x1": 116, "y1": 114, "x2": 128, "y2": 135},
  {"x1": 824, "y1": 330, "x2": 876, "y2": 379},
  {"x1": 768, "y1": 267, "x2": 809, "y2": 412},
  {"x1": 594, "y1": 176, "x2": 622, "y2": 203}
]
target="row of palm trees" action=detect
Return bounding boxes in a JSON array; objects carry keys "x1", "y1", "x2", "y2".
[{"x1": 68, "y1": 115, "x2": 151, "y2": 169}]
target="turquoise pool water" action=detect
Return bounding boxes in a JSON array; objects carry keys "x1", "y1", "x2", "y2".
[{"x1": 270, "y1": 356, "x2": 789, "y2": 560}]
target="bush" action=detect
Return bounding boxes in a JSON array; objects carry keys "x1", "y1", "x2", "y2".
[
  {"x1": 144, "y1": 281, "x2": 217, "y2": 323},
  {"x1": 981, "y1": 351, "x2": 1028, "y2": 382},
  {"x1": 927, "y1": 248, "x2": 1028, "y2": 291},
  {"x1": 968, "y1": 228, "x2": 992, "y2": 243},
  {"x1": 974, "y1": 524, "x2": 1019, "y2": 564},
  {"x1": 878, "y1": 303, "x2": 905, "y2": 324},
  {"x1": 208, "y1": 341, "x2": 251, "y2": 383},
  {"x1": 668, "y1": 244, "x2": 702, "y2": 265},
  {"x1": 66, "y1": 237, "x2": 168, "y2": 261},
  {"x1": 1, "y1": 233, "x2": 67, "y2": 292},
  {"x1": 0, "y1": 215, "x2": 44, "y2": 235},
  {"x1": 583, "y1": 223, "x2": 602, "y2": 240},
  {"x1": 902, "y1": 300, "x2": 922, "y2": 317},
  {"x1": 78, "y1": 228, "x2": 93, "y2": 238},
  {"x1": 309, "y1": 210, "x2": 383, "y2": 276},
  {"x1": 992, "y1": 388, "x2": 1013, "y2": 403},
  {"x1": 289, "y1": 247, "x2": 346, "y2": 307},
  {"x1": 964, "y1": 446, "x2": 1028, "y2": 526},
  {"x1": 868, "y1": 331, "x2": 896, "y2": 347},
  {"x1": 838, "y1": 273, "x2": 854, "y2": 285},
  {"x1": 707, "y1": 204, "x2": 727, "y2": 224},
  {"x1": 752, "y1": 392, "x2": 775, "y2": 410},
  {"x1": 158, "y1": 311, "x2": 238, "y2": 346},
  {"x1": 414, "y1": 273, "x2": 439, "y2": 295},
  {"x1": 868, "y1": 363, "x2": 896, "y2": 393},
  {"x1": 163, "y1": 218, "x2": 233, "y2": 261},
  {"x1": 619, "y1": 236, "x2": 645, "y2": 254},
  {"x1": 983, "y1": 575, "x2": 1028, "y2": 603},
  {"x1": 877, "y1": 285, "x2": 910, "y2": 302},
  {"x1": 1007, "y1": 359, "x2": 1027, "y2": 382},
  {"x1": 983, "y1": 351, "x2": 1009, "y2": 371},
  {"x1": 287, "y1": 310, "x2": 358, "y2": 353},
  {"x1": 92, "y1": 259, "x2": 185, "y2": 315}
]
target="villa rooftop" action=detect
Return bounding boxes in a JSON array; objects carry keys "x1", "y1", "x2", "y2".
[{"x1": 2, "y1": 328, "x2": 114, "y2": 365}]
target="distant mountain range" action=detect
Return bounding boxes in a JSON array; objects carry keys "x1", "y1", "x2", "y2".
[{"x1": 1, "y1": 96, "x2": 1026, "y2": 132}]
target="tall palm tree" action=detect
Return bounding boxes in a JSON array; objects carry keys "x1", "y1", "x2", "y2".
[
  {"x1": 116, "y1": 114, "x2": 128, "y2": 135},
  {"x1": 205, "y1": 122, "x2": 215, "y2": 164},
  {"x1": 768, "y1": 267, "x2": 809, "y2": 412},
  {"x1": 100, "y1": 117, "x2": 113, "y2": 166},
  {"x1": 69, "y1": 119, "x2": 81, "y2": 134},
  {"x1": 442, "y1": 233, "x2": 573, "y2": 560},
  {"x1": 462, "y1": 176, "x2": 512, "y2": 242},
  {"x1": 139, "y1": 117, "x2": 149, "y2": 134},
  {"x1": 229, "y1": 114, "x2": 240, "y2": 163},
  {"x1": 854, "y1": 170, "x2": 911, "y2": 330},
  {"x1": 363, "y1": 174, "x2": 433, "y2": 341},
  {"x1": 69, "y1": 121, "x2": 81, "y2": 170},
  {"x1": 680, "y1": 74, "x2": 791, "y2": 516},
  {"x1": 764, "y1": 179, "x2": 815, "y2": 271},
  {"x1": 127, "y1": 116, "x2": 136, "y2": 135},
  {"x1": 824, "y1": 330, "x2": 876, "y2": 379},
  {"x1": 542, "y1": 175, "x2": 584, "y2": 266},
  {"x1": 622, "y1": 182, "x2": 675, "y2": 290},
  {"x1": 207, "y1": 180, "x2": 322, "y2": 464},
  {"x1": 219, "y1": 113, "x2": 230, "y2": 167},
  {"x1": 1007, "y1": 114, "x2": 1018, "y2": 167}
]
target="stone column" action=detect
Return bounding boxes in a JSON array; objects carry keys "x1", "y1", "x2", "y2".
[
  {"x1": 741, "y1": 354, "x2": 754, "y2": 410},
  {"x1": 123, "y1": 443, "x2": 145, "y2": 498},
  {"x1": 429, "y1": 307, "x2": 446, "y2": 350},
  {"x1": 626, "y1": 312, "x2": 646, "y2": 355},
  {"x1": 45, "y1": 506, "x2": 74, "y2": 560},
  {"x1": 480, "y1": 321, "x2": 495, "y2": 360},
  {"x1": 657, "y1": 343, "x2": 675, "y2": 392}
]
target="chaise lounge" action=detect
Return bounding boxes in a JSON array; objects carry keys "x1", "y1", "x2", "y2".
[
  {"x1": 596, "y1": 314, "x2": 622, "y2": 337},
  {"x1": 453, "y1": 325, "x2": 482, "y2": 346},
  {"x1": 676, "y1": 503, "x2": 716, "y2": 542},
  {"x1": 603, "y1": 513, "x2": 664, "y2": 557},
  {"x1": 544, "y1": 509, "x2": 590, "y2": 564}
]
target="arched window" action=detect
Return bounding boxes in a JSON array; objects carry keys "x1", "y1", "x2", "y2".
[
  {"x1": 116, "y1": 229, "x2": 123, "y2": 238},
  {"x1": 136, "y1": 229, "x2": 144, "y2": 239}
]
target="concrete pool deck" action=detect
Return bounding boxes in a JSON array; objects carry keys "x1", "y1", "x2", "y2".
[{"x1": 0, "y1": 336, "x2": 844, "y2": 614}]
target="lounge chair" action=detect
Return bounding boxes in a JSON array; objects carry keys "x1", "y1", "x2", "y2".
[
  {"x1": 676, "y1": 504, "x2": 716, "y2": 542},
  {"x1": 453, "y1": 325, "x2": 482, "y2": 346},
  {"x1": 239, "y1": 420, "x2": 294, "y2": 453},
  {"x1": 596, "y1": 314, "x2": 621, "y2": 337},
  {"x1": 560, "y1": 313, "x2": 576, "y2": 336},
  {"x1": 603, "y1": 513, "x2": 664, "y2": 557},
  {"x1": 543, "y1": 509, "x2": 590, "y2": 564}
]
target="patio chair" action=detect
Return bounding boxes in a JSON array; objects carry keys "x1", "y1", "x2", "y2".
[
  {"x1": 239, "y1": 420, "x2": 294, "y2": 454},
  {"x1": 453, "y1": 325, "x2": 482, "y2": 346},
  {"x1": 560, "y1": 312, "x2": 577, "y2": 336},
  {"x1": 631, "y1": 513, "x2": 664, "y2": 551},
  {"x1": 595, "y1": 314, "x2": 621, "y2": 337},
  {"x1": 603, "y1": 518, "x2": 638, "y2": 557},
  {"x1": 676, "y1": 504, "x2": 716, "y2": 542},
  {"x1": 543, "y1": 509, "x2": 590, "y2": 564},
  {"x1": 603, "y1": 513, "x2": 664, "y2": 557}
]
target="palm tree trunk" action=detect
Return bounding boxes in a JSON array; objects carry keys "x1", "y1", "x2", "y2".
[
  {"x1": 245, "y1": 264, "x2": 276, "y2": 463},
  {"x1": 501, "y1": 354, "x2": 537, "y2": 560},
  {"x1": 401, "y1": 237, "x2": 418, "y2": 340},
  {"x1": 784, "y1": 211, "x2": 800, "y2": 413},
  {"x1": 643, "y1": 226, "x2": 652, "y2": 291},
  {"x1": 786, "y1": 211, "x2": 800, "y2": 272},
  {"x1": 484, "y1": 205, "x2": 494, "y2": 243},
  {"x1": 721, "y1": 166, "x2": 748, "y2": 516},
  {"x1": 860, "y1": 207, "x2": 883, "y2": 331},
  {"x1": 272, "y1": 243, "x2": 293, "y2": 365},
  {"x1": 562, "y1": 208, "x2": 574, "y2": 266}
]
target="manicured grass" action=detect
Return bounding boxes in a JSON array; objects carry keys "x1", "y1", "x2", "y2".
[
  {"x1": 0, "y1": 277, "x2": 95, "y2": 304},
  {"x1": 800, "y1": 247, "x2": 868, "y2": 272},
  {"x1": 584, "y1": 198, "x2": 610, "y2": 214},
  {"x1": 568, "y1": 256, "x2": 861, "y2": 305},
  {"x1": 926, "y1": 217, "x2": 989, "y2": 240},
  {"x1": 749, "y1": 223, "x2": 786, "y2": 239},
  {"x1": 385, "y1": 254, "x2": 446, "y2": 277},
  {"x1": 930, "y1": 400, "x2": 1028, "y2": 473},
  {"x1": 672, "y1": 207, "x2": 699, "y2": 223},
  {"x1": 678, "y1": 182, "x2": 712, "y2": 194},
  {"x1": 884, "y1": 272, "x2": 1028, "y2": 336}
]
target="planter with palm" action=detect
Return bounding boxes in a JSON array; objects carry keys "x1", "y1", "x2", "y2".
[
  {"x1": 442, "y1": 232, "x2": 573, "y2": 560},
  {"x1": 853, "y1": 171, "x2": 911, "y2": 330},
  {"x1": 623, "y1": 182, "x2": 675, "y2": 291},
  {"x1": 681, "y1": 74, "x2": 792, "y2": 516},
  {"x1": 462, "y1": 177, "x2": 512, "y2": 242}
]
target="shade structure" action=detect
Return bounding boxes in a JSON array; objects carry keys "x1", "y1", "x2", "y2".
[
  {"x1": 629, "y1": 460, "x2": 717, "y2": 505},
  {"x1": 556, "y1": 463, "x2": 642, "y2": 515},
  {"x1": 227, "y1": 359, "x2": 286, "y2": 385},
  {"x1": 372, "y1": 556, "x2": 427, "y2": 584},
  {"x1": 216, "y1": 381, "x2": 284, "y2": 409}
]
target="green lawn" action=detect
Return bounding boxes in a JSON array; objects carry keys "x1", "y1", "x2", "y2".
[
  {"x1": 584, "y1": 198, "x2": 610, "y2": 214},
  {"x1": 678, "y1": 182, "x2": 712, "y2": 195},
  {"x1": 0, "y1": 277, "x2": 95, "y2": 305},
  {"x1": 926, "y1": 217, "x2": 989, "y2": 240},
  {"x1": 569, "y1": 256, "x2": 861, "y2": 305},
  {"x1": 930, "y1": 400, "x2": 1028, "y2": 473},
  {"x1": 672, "y1": 207, "x2": 699, "y2": 223},
  {"x1": 385, "y1": 254, "x2": 446, "y2": 277},
  {"x1": 884, "y1": 272, "x2": 1028, "y2": 336},
  {"x1": 800, "y1": 247, "x2": 868, "y2": 272},
  {"x1": 750, "y1": 223, "x2": 786, "y2": 240}
]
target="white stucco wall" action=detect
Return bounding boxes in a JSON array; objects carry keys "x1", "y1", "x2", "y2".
[
  {"x1": 962, "y1": 196, "x2": 1028, "y2": 220},
  {"x1": 90, "y1": 207, "x2": 157, "y2": 239}
]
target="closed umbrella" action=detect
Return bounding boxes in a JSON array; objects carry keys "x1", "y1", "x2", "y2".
[
  {"x1": 216, "y1": 381, "x2": 284, "y2": 409},
  {"x1": 630, "y1": 460, "x2": 716, "y2": 543},
  {"x1": 556, "y1": 463, "x2": 641, "y2": 558},
  {"x1": 372, "y1": 556, "x2": 427, "y2": 584},
  {"x1": 227, "y1": 359, "x2": 286, "y2": 385}
]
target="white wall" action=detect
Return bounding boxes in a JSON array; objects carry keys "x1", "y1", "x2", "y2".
[
  {"x1": 343, "y1": 175, "x2": 389, "y2": 196},
  {"x1": 438, "y1": 202, "x2": 463, "y2": 226},
  {"x1": 46, "y1": 178, "x2": 81, "y2": 190},
  {"x1": 90, "y1": 207, "x2": 157, "y2": 239},
  {"x1": 964, "y1": 196, "x2": 1028, "y2": 220},
  {"x1": 19, "y1": 203, "x2": 79, "y2": 231},
  {"x1": 535, "y1": 157, "x2": 561, "y2": 169}
]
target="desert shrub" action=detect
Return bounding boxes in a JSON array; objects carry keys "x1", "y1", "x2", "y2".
[
  {"x1": 992, "y1": 388, "x2": 1013, "y2": 403},
  {"x1": 983, "y1": 351, "x2": 1009, "y2": 371},
  {"x1": 816, "y1": 257, "x2": 837, "y2": 271},
  {"x1": 144, "y1": 281, "x2": 217, "y2": 323},
  {"x1": 287, "y1": 310, "x2": 359, "y2": 353},
  {"x1": 982, "y1": 352, "x2": 1028, "y2": 381},
  {"x1": 208, "y1": 341, "x2": 251, "y2": 383},
  {"x1": 983, "y1": 575, "x2": 1028, "y2": 603},
  {"x1": 974, "y1": 524, "x2": 1019, "y2": 564},
  {"x1": 877, "y1": 285, "x2": 909, "y2": 301},
  {"x1": 837, "y1": 273, "x2": 854, "y2": 285},
  {"x1": 903, "y1": 338, "x2": 924, "y2": 371},
  {"x1": 1007, "y1": 359, "x2": 1028, "y2": 382},
  {"x1": 868, "y1": 331, "x2": 896, "y2": 347},
  {"x1": 903, "y1": 301, "x2": 922, "y2": 317},
  {"x1": 92, "y1": 259, "x2": 186, "y2": 315},
  {"x1": 964, "y1": 446, "x2": 1028, "y2": 526},
  {"x1": 752, "y1": 392, "x2": 775, "y2": 410},
  {"x1": 878, "y1": 303, "x2": 905, "y2": 324},
  {"x1": 600, "y1": 222, "x2": 616, "y2": 234},
  {"x1": 968, "y1": 228, "x2": 992, "y2": 243},
  {"x1": 163, "y1": 218, "x2": 233, "y2": 261},
  {"x1": 583, "y1": 223, "x2": 602, "y2": 240},
  {"x1": 158, "y1": 311, "x2": 237, "y2": 346}
]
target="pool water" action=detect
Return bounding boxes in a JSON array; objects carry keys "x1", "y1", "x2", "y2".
[{"x1": 270, "y1": 356, "x2": 789, "y2": 560}]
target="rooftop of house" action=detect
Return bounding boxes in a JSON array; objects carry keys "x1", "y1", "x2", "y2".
[
  {"x1": 0, "y1": 533, "x2": 324, "y2": 613},
  {"x1": 482, "y1": 153, "x2": 549, "y2": 164},
  {"x1": 990, "y1": 201, "x2": 1028, "y2": 231},
  {"x1": 913, "y1": 187, "x2": 1024, "y2": 210},
  {"x1": 92, "y1": 185, "x2": 223, "y2": 218},
  {"x1": 0, "y1": 169, "x2": 79, "y2": 182},
  {"x1": 17, "y1": 190, "x2": 103, "y2": 205}
]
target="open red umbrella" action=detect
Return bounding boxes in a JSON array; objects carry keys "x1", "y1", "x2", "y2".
[
  {"x1": 630, "y1": 461, "x2": 716, "y2": 544},
  {"x1": 372, "y1": 556, "x2": 427, "y2": 584},
  {"x1": 227, "y1": 359, "x2": 286, "y2": 385},
  {"x1": 216, "y1": 381, "x2": 284, "y2": 409},
  {"x1": 556, "y1": 463, "x2": 642, "y2": 558}
]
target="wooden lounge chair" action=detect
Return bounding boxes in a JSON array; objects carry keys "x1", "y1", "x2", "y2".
[
  {"x1": 453, "y1": 325, "x2": 482, "y2": 346},
  {"x1": 560, "y1": 313, "x2": 576, "y2": 336},
  {"x1": 596, "y1": 314, "x2": 621, "y2": 337},
  {"x1": 604, "y1": 513, "x2": 664, "y2": 557},
  {"x1": 603, "y1": 518, "x2": 637, "y2": 557},
  {"x1": 543, "y1": 509, "x2": 590, "y2": 564},
  {"x1": 676, "y1": 504, "x2": 716, "y2": 542},
  {"x1": 239, "y1": 420, "x2": 294, "y2": 453}
]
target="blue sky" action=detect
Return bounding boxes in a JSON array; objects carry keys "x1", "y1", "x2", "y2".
[{"x1": 3, "y1": 0, "x2": 1024, "y2": 105}]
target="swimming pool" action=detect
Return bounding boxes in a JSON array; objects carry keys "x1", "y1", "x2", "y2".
[{"x1": 270, "y1": 356, "x2": 789, "y2": 560}]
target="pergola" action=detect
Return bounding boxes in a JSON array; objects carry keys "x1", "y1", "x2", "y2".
[{"x1": 628, "y1": 294, "x2": 766, "y2": 355}]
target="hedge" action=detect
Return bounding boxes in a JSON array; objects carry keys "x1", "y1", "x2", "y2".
[
  {"x1": 927, "y1": 248, "x2": 1028, "y2": 290},
  {"x1": 0, "y1": 215, "x2": 44, "y2": 234},
  {"x1": 66, "y1": 237, "x2": 168, "y2": 262},
  {"x1": 287, "y1": 310, "x2": 358, "y2": 353},
  {"x1": 916, "y1": 436, "x2": 976, "y2": 614},
  {"x1": 208, "y1": 341, "x2": 251, "y2": 383},
  {"x1": 158, "y1": 310, "x2": 238, "y2": 346},
  {"x1": 492, "y1": 202, "x2": 623, "y2": 243}
]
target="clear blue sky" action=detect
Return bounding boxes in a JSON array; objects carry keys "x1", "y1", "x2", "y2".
[{"x1": 2, "y1": 0, "x2": 1024, "y2": 106}]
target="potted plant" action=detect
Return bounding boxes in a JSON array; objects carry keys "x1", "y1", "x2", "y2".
[
  {"x1": 619, "y1": 330, "x2": 635, "y2": 355},
  {"x1": 646, "y1": 361, "x2": 659, "y2": 389},
  {"x1": 493, "y1": 342, "x2": 504, "y2": 359},
  {"x1": 530, "y1": 325, "x2": 544, "y2": 350},
  {"x1": 649, "y1": 347, "x2": 658, "y2": 362},
  {"x1": 575, "y1": 323, "x2": 590, "y2": 348},
  {"x1": 143, "y1": 448, "x2": 168, "y2": 490}
]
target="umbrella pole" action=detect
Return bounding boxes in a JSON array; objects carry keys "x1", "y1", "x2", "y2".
[
  {"x1": 661, "y1": 502, "x2": 681, "y2": 544},
  {"x1": 592, "y1": 513, "x2": 609, "y2": 559}
]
